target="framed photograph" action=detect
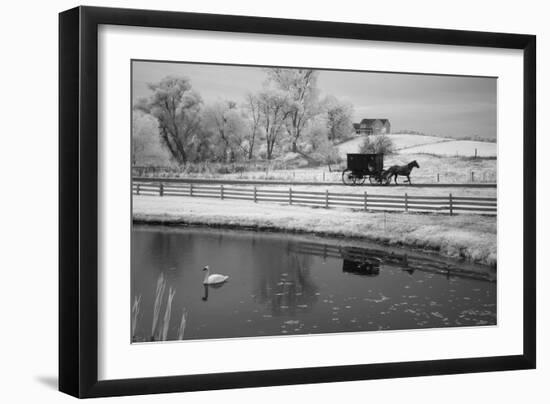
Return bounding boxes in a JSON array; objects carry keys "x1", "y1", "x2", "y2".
[{"x1": 59, "y1": 6, "x2": 536, "y2": 398}]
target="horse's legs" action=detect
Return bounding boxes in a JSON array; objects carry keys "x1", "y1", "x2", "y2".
[
  {"x1": 407, "y1": 175, "x2": 411, "y2": 184},
  {"x1": 394, "y1": 175, "x2": 398, "y2": 184}
]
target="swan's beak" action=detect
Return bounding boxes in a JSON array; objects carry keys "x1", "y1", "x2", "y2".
[{"x1": 203, "y1": 265, "x2": 209, "y2": 271}]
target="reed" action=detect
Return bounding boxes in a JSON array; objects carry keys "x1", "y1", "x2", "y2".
[
  {"x1": 151, "y1": 273, "x2": 166, "y2": 339},
  {"x1": 177, "y1": 308, "x2": 188, "y2": 340},
  {"x1": 131, "y1": 295, "x2": 141, "y2": 339},
  {"x1": 160, "y1": 287, "x2": 176, "y2": 341}
]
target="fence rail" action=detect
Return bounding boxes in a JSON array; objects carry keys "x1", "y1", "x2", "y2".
[{"x1": 133, "y1": 180, "x2": 496, "y2": 216}]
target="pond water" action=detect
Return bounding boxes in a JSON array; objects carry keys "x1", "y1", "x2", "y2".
[{"x1": 131, "y1": 226, "x2": 496, "y2": 342}]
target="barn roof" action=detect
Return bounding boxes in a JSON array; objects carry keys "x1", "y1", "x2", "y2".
[{"x1": 357, "y1": 118, "x2": 390, "y2": 126}]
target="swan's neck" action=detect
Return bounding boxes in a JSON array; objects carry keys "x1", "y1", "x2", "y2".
[{"x1": 203, "y1": 269, "x2": 210, "y2": 283}]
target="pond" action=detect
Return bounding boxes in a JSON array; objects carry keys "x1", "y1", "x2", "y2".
[{"x1": 131, "y1": 225, "x2": 496, "y2": 342}]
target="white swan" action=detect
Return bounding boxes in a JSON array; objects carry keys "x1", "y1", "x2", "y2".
[{"x1": 202, "y1": 265, "x2": 229, "y2": 285}]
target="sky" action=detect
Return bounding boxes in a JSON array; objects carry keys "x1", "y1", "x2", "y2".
[{"x1": 132, "y1": 60, "x2": 497, "y2": 140}]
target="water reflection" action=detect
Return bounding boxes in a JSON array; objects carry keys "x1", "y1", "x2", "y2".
[
  {"x1": 342, "y1": 258, "x2": 380, "y2": 276},
  {"x1": 290, "y1": 241, "x2": 495, "y2": 283},
  {"x1": 131, "y1": 226, "x2": 497, "y2": 342},
  {"x1": 202, "y1": 283, "x2": 227, "y2": 301},
  {"x1": 252, "y1": 251, "x2": 319, "y2": 316}
]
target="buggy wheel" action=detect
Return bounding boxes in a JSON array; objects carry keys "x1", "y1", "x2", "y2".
[
  {"x1": 355, "y1": 175, "x2": 366, "y2": 185},
  {"x1": 342, "y1": 169, "x2": 355, "y2": 185}
]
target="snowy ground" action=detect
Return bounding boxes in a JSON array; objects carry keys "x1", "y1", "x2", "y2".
[
  {"x1": 133, "y1": 195, "x2": 497, "y2": 266},
  {"x1": 399, "y1": 140, "x2": 496, "y2": 157},
  {"x1": 136, "y1": 134, "x2": 496, "y2": 184},
  {"x1": 382, "y1": 153, "x2": 496, "y2": 184},
  {"x1": 337, "y1": 134, "x2": 496, "y2": 158},
  {"x1": 337, "y1": 134, "x2": 451, "y2": 157},
  {"x1": 148, "y1": 153, "x2": 496, "y2": 184}
]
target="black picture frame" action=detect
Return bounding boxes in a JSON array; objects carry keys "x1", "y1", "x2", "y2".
[{"x1": 59, "y1": 6, "x2": 536, "y2": 398}]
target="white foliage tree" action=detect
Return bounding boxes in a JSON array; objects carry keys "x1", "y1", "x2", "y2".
[{"x1": 132, "y1": 110, "x2": 172, "y2": 166}]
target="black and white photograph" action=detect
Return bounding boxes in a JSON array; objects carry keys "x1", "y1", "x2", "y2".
[
  {"x1": 131, "y1": 61, "x2": 497, "y2": 342},
  {"x1": 0, "y1": 0, "x2": 544, "y2": 401}
]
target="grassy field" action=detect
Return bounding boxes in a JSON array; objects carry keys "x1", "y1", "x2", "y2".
[
  {"x1": 383, "y1": 153, "x2": 496, "y2": 183},
  {"x1": 136, "y1": 154, "x2": 496, "y2": 184},
  {"x1": 399, "y1": 140, "x2": 496, "y2": 157},
  {"x1": 133, "y1": 195, "x2": 497, "y2": 266},
  {"x1": 337, "y1": 134, "x2": 452, "y2": 156},
  {"x1": 134, "y1": 133, "x2": 497, "y2": 184}
]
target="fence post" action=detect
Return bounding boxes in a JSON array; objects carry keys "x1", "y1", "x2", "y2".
[
  {"x1": 190, "y1": 183, "x2": 193, "y2": 197},
  {"x1": 405, "y1": 193, "x2": 408, "y2": 212},
  {"x1": 253, "y1": 186, "x2": 257, "y2": 203},
  {"x1": 136, "y1": 184, "x2": 140, "y2": 195},
  {"x1": 159, "y1": 183, "x2": 164, "y2": 197},
  {"x1": 364, "y1": 191, "x2": 368, "y2": 211},
  {"x1": 449, "y1": 193, "x2": 453, "y2": 216},
  {"x1": 437, "y1": 173, "x2": 440, "y2": 182},
  {"x1": 323, "y1": 171, "x2": 325, "y2": 181},
  {"x1": 220, "y1": 184, "x2": 224, "y2": 200},
  {"x1": 325, "y1": 189, "x2": 329, "y2": 208},
  {"x1": 471, "y1": 171, "x2": 474, "y2": 182},
  {"x1": 289, "y1": 187, "x2": 293, "y2": 205}
]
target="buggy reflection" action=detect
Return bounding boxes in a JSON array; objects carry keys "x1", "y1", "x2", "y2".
[{"x1": 341, "y1": 247, "x2": 382, "y2": 276}]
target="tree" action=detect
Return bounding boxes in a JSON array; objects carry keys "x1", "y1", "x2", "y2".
[
  {"x1": 302, "y1": 121, "x2": 341, "y2": 165},
  {"x1": 243, "y1": 93, "x2": 262, "y2": 160},
  {"x1": 266, "y1": 68, "x2": 320, "y2": 152},
  {"x1": 324, "y1": 95, "x2": 354, "y2": 142},
  {"x1": 256, "y1": 89, "x2": 292, "y2": 160},
  {"x1": 202, "y1": 100, "x2": 247, "y2": 162},
  {"x1": 132, "y1": 111, "x2": 172, "y2": 166},
  {"x1": 135, "y1": 76, "x2": 202, "y2": 165},
  {"x1": 359, "y1": 135, "x2": 395, "y2": 154}
]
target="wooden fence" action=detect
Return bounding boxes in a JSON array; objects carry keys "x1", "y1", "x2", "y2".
[{"x1": 132, "y1": 180, "x2": 496, "y2": 216}]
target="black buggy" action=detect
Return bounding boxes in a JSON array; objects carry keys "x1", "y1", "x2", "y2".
[{"x1": 341, "y1": 153, "x2": 386, "y2": 185}]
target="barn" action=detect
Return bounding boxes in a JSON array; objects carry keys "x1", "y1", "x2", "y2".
[{"x1": 353, "y1": 119, "x2": 391, "y2": 135}]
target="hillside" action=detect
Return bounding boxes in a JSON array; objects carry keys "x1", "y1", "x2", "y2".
[
  {"x1": 399, "y1": 140, "x2": 496, "y2": 157},
  {"x1": 337, "y1": 134, "x2": 496, "y2": 158}
]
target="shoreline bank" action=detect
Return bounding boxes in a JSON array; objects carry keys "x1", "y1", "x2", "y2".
[{"x1": 133, "y1": 196, "x2": 497, "y2": 266}]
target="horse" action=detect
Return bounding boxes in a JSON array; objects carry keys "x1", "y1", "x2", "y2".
[{"x1": 383, "y1": 160, "x2": 420, "y2": 184}]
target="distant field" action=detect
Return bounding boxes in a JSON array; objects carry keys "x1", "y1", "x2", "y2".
[
  {"x1": 337, "y1": 134, "x2": 496, "y2": 158},
  {"x1": 388, "y1": 134, "x2": 452, "y2": 150},
  {"x1": 135, "y1": 134, "x2": 496, "y2": 184},
  {"x1": 384, "y1": 153, "x2": 496, "y2": 183},
  {"x1": 337, "y1": 134, "x2": 449, "y2": 157},
  {"x1": 337, "y1": 136, "x2": 369, "y2": 156},
  {"x1": 139, "y1": 153, "x2": 496, "y2": 184},
  {"x1": 399, "y1": 140, "x2": 496, "y2": 157}
]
